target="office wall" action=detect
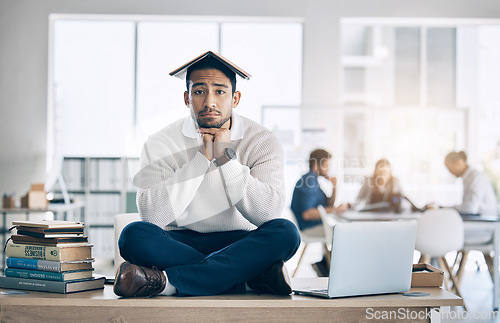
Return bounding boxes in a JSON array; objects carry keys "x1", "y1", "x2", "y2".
[{"x1": 1, "y1": 0, "x2": 500, "y2": 196}]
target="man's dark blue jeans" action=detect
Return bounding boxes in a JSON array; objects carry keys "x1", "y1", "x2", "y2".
[{"x1": 118, "y1": 218, "x2": 301, "y2": 296}]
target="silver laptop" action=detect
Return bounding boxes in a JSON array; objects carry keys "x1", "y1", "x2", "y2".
[
  {"x1": 293, "y1": 221, "x2": 417, "y2": 298},
  {"x1": 356, "y1": 201, "x2": 392, "y2": 212}
]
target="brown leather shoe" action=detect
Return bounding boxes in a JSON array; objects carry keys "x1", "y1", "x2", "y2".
[
  {"x1": 247, "y1": 260, "x2": 292, "y2": 295},
  {"x1": 113, "y1": 262, "x2": 166, "y2": 297}
]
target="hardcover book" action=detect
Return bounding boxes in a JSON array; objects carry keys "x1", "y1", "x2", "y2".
[
  {"x1": 11, "y1": 220, "x2": 84, "y2": 228},
  {"x1": 15, "y1": 226, "x2": 84, "y2": 234},
  {"x1": 169, "y1": 51, "x2": 251, "y2": 80},
  {"x1": 6, "y1": 258, "x2": 94, "y2": 272},
  {"x1": 5, "y1": 243, "x2": 93, "y2": 261},
  {"x1": 15, "y1": 230, "x2": 84, "y2": 239},
  {"x1": 11, "y1": 234, "x2": 88, "y2": 246},
  {"x1": 5, "y1": 268, "x2": 94, "y2": 281},
  {"x1": 0, "y1": 276, "x2": 105, "y2": 294}
]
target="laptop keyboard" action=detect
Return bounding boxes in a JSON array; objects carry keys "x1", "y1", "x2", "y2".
[{"x1": 310, "y1": 289, "x2": 328, "y2": 293}]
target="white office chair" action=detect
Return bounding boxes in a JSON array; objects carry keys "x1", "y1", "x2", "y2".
[
  {"x1": 285, "y1": 208, "x2": 329, "y2": 277},
  {"x1": 456, "y1": 205, "x2": 500, "y2": 283},
  {"x1": 317, "y1": 205, "x2": 346, "y2": 262},
  {"x1": 415, "y1": 208, "x2": 464, "y2": 298},
  {"x1": 114, "y1": 213, "x2": 141, "y2": 272},
  {"x1": 454, "y1": 228, "x2": 495, "y2": 285}
]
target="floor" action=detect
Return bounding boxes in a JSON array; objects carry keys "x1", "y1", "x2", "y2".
[{"x1": 95, "y1": 244, "x2": 500, "y2": 322}]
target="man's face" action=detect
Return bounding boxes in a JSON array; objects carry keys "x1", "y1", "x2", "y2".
[
  {"x1": 445, "y1": 160, "x2": 465, "y2": 177},
  {"x1": 184, "y1": 68, "x2": 241, "y2": 128},
  {"x1": 319, "y1": 158, "x2": 330, "y2": 177}
]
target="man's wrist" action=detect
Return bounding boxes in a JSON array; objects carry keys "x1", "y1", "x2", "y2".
[
  {"x1": 214, "y1": 148, "x2": 236, "y2": 167},
  {"x1": 198, "y1": 146, "x2": 212, "y2": 160}
]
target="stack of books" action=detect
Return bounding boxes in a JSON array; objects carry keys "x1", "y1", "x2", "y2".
[{"x1": 0, "y1": 220, "x2": 105, "y2": 293}]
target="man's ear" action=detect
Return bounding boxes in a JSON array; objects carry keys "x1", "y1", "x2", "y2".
[
  {"x1": 184, "y1": 91, "x2": 189, "y2": 107},
  {"x1": 311, "y1": 161, "x2": 319, "y2": 174},
  {"x1": 232, "y1": 91, "x2": 241, "y2": 109}
]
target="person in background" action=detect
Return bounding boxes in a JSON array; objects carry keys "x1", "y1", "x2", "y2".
[
  {"x1": 354, "y1": 158, "x2": 403, "y2": 209},
  {"x1": 291, "y1": 149, "x2": 348, "y2": 276},
  {"x1": 443, "y1": 151, "x2": 497, "y2": 216}
]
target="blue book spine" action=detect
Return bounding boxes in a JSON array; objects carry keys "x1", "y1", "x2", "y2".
[
  {"x1": 4, "y1": 268, "x2": 64, "y2": 281},
  {"x1": 6, "y1": 258, "x2": 61, "y2": 272}
]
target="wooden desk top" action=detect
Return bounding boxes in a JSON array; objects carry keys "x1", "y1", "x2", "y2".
[{"x1": 0, "y1": 278, "x2": 463, "y2": 308}]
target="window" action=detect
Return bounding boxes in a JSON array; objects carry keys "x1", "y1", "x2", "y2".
[
  {"x1": 136, "y1": 22, "x2": 220, "y2": 137},
  {"x1": 53, "y1": 20, "x2": 136, "y2": 157},
  {"x1": 49, "y1": 16, "x2": 303, "y2": 163},
  {"x1": 221, "y1": 23, "x2": 303, "y2": 122},
  {"x1": 340, "y1": 19, "x2": 500, "y2": 204},
  {"x1": 341, "y1": 23, "x2": 456, "y2": 107}
]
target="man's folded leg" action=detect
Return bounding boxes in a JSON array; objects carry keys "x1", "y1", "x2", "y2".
[
  {"x1": 114, "y1": 220, "x2": 259, "y2": 297},
  {"x1": 114, "y1": 221, "x2": 206, "y2": 297},
  {"x1": 165, "y1": 218, "x2": 301, "y2": 296},
  {"x1": 118, "y1": 221, "x2": 207, "y2": 269},
  {"x1": 247, "y1": 260, "x2": 292, "y2": 295},
  {"x1": 114, "y1": 219, "x2": 300, "y2": 297}
]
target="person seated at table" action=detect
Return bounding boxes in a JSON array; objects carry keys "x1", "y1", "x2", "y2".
[
  {"x1": 353, "y1": 158, "x2": 403, "y2": 210},
  {"x1": 439, "y1": 151, "x2": 497, "y2": 216},
  {"x1": 424, "y1": 151, "x2": 499, "y2": 249},
  {"x1": 291, "y1": 149, "x2": 348, "y2": 276}
]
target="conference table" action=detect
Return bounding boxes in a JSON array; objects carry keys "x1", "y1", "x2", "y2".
[{"x1": 329, "y1": 210, "x2": 500, "y2": 310}]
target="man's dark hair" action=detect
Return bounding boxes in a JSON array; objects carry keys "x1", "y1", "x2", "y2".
[
  {"x1": 309, "y1": 149, "x2": 332, "y2": 170},
  {"x1": 186, "y1": 57, "x2": 237, "y2": 95},
  {"x1": 445, "y1": 151, "x2": 468, "y2": 164}
]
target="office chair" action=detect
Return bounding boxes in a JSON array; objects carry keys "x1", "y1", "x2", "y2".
[
  {"x1": 454, "y1": 229, "x2": 495, "y2": 286},
  {"x1": 285, "y1": 208, "x2": 330, "y2": 277},
  {"x1": 415, "y1": 208, "x2": 464, "y2": 298},
  {"x1": 317, "y1": 205, "x2": 347, "y2": 264}
]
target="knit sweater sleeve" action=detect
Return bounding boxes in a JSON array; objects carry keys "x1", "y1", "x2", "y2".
[
  {"x1": 218, "y1": 132, "x2": 285, "y2": 226},
  {"x1": 133, "y1": 135, "x2": 211, "y2": 228}
]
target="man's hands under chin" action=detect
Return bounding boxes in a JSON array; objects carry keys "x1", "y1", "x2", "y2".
[
  {"x1": 198, "y1": 127, "x2": 231, "y2": 160},
  {"x1": 325, "y1": 176, "x2": 337, "y2": 187}
]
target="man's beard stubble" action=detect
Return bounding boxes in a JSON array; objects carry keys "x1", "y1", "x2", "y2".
[{"x1": 196, "y1": 110, "x2": 231, "y2": 129}]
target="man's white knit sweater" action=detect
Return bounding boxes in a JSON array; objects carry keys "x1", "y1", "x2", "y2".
[{"x1": 133, "y1": 113, "x2": 285, "y2": 233}]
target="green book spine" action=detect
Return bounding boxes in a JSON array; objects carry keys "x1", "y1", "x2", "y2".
[{"x1": 5, "y1": 268, "x2": 64, "y2": 281}]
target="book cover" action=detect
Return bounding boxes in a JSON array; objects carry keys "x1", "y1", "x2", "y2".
[
  {"x1": 12, "y1": 220, "x2": 84, "y2": 228},
  {"x1": 5, "y1": 243, "x2": 93, "y2": 261},
  {"x1": 16, "y1": 226, "x2": 84, "y2": 234},
  {"x1": 11, "y1": 234, "x2": 88, "y2": 246},
  {"x1": 169, "y1": 51, "x2": 251, "y2": 80},
  {"x1": 6, "y1": 258, "x2": 94, "y2": 272},
  {"x1": 15, "y1": 230, "x2": 84, "y2": 239},
  {"x1": 0, "y1": 276, "x2": 105, "y2": 294},
  {"x1": 5, "y1": 268, "x2": 93, "y2": 281}
]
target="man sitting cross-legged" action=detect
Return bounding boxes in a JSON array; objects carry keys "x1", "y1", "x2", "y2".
[{"x1": 113, "y1": 51, "x2": 300, "y2": 297}]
